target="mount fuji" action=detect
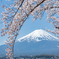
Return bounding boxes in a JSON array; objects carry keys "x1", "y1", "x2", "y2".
[
  {"x1": 0, "y1": 29, "x2": 59, "y2": 57},
  {"x1": 17, "y1": 29, "x2": 59, "y2": 42}
]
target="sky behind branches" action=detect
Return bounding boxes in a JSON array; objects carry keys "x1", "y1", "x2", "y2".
[{"x1": 0, "y1": 0, "x2": 54, "y2": 45}]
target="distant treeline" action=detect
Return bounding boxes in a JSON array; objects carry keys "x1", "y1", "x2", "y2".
[{"x1": 0, "y1": 54, "x2": 59, "y2": 59}]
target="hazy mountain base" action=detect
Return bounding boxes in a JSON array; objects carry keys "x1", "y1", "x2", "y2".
[
  {"x1": 0, "y1": 40, "x2": 59, "y2": 57},
  {"x1": 14, "y1": 40, "x2": 59, "y2": 56}
]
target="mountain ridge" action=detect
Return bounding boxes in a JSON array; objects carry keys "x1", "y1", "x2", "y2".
[{"x1": 0, "y1": 29, "x2": 59, "y2": 57}]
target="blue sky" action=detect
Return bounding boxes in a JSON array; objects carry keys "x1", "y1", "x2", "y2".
[{"x1": 0, "y1": 0, "x2": 54, "y2": 45}]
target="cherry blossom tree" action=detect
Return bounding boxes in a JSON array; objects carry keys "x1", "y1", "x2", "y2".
[{"x1": 0, "y1": 0, "x2": 59, "y2": 59}]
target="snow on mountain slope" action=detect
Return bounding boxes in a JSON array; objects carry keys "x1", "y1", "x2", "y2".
[{"x1": 18, "y1": 29, "x2": 59, "y2": 42}]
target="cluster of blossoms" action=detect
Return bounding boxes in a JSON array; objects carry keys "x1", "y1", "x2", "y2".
[{"x1": 0, "y1": 0, "x2": 59, "y2": 59}]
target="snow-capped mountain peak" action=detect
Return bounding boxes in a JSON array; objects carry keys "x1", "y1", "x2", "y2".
[
  {"x1": 18, "y1": 29, "x2": 59, "y2": 42},
  {"x1": 0, "y1": 29, "x2": 59, "y2": 56}
]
